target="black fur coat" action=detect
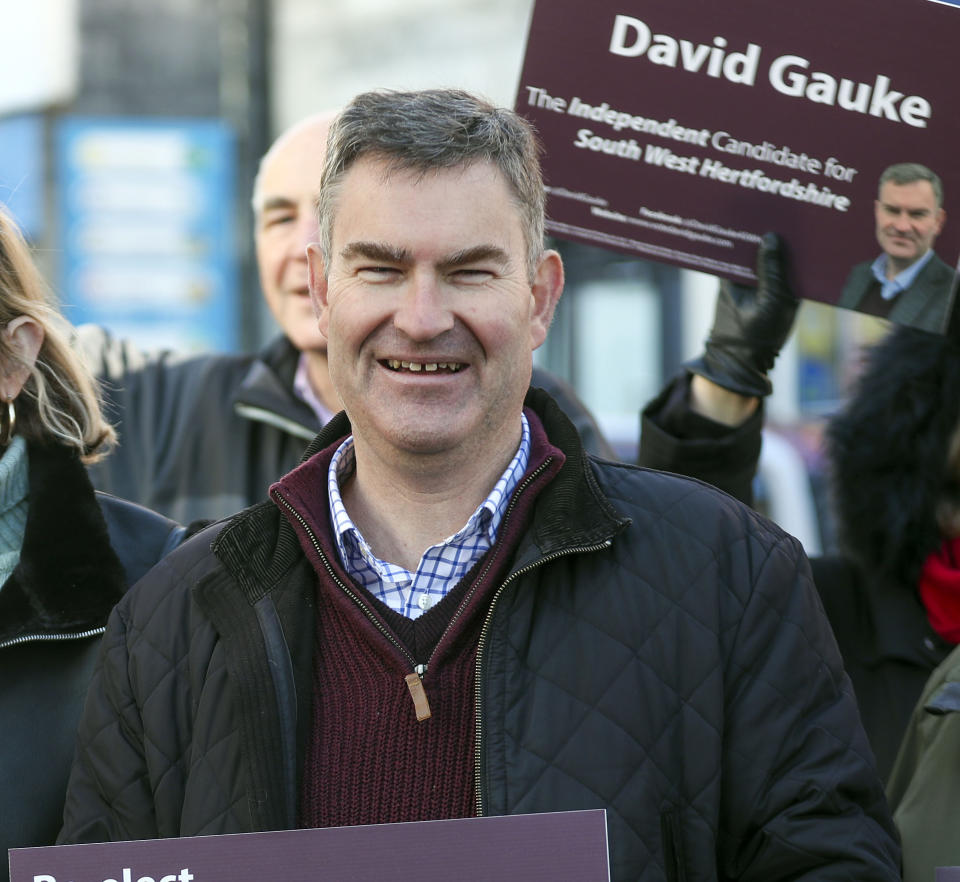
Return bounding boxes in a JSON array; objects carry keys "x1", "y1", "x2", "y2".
[
  {"x1": 826, "y1": 325, "x2": 960, "y2": 589},
  {"x1": 0, "y1": 443, "x2": 127, "y2": 646},
  {"x1": 0, "y1": 443, "x2": 183, "y2": 881}
]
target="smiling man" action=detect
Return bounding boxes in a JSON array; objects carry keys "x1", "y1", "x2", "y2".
[
  {"x1": 309, "y1": 155, "x2": 562, "y2": 576},
  {"x1": 60, "y1": 89, "x2": 899, "y2": 880},
  {"x1": 80, "y1": 108, "x2": 610, "y2": 525},
  {"x1": 839, "y1": 162, "x2": 956, "y2": 333}
]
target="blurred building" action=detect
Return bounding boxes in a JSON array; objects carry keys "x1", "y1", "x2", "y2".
[{"x1": 0, "y1": 0, "x2": 883, "y2": 549}]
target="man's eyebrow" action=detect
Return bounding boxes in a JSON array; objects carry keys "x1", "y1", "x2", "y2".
[
  {"x1": 340, "y1": 241, "x2": 413, "y2": 264},
  {"x1": 338, "y1": 242, "x2": 512, "y2": 270},
  {"x1": 260, "y1": 196, "x2": 297, "y2": 213},
  {"x1": 437, "y1": 245, "x2": 512, "y2": 272}
]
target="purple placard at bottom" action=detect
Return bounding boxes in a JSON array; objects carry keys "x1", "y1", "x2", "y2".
[
  {"x1": 938, "y1": 869, "x2": 960, "y2": 881},
  {"x1": 10, "y1": 810, "x2": 609, "y2": 882}
]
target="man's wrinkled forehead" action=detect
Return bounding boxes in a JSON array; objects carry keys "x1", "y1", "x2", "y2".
[{"x1": 328, "y1": 156, "x2": 520, "y2": 226}]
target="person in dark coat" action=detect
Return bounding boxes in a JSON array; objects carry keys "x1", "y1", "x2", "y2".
[
  {"x1": 0, "y1": 207, "x2": 184, "y2": 880},
  {"x1": 641, "y1": 236, "x2": 960, "y2": 782},
  {"x1": 58, "y1": 88, "x2": 899, "y2": 881}
]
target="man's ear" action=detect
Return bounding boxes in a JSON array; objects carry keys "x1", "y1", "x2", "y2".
[
  {"x1": 307, "y1": 243, "x2": 330, "y2": 338},
  {"x1": 2, "y1": 316, "x2": 44, "y2": 400},
  {"x1": 529, "y1": 249, "x2": 564, "y2": 351}
]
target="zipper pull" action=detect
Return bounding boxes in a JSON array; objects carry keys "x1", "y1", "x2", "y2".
[{"x1": 405, "y1": 665, "x2": 432, "y2": 722}]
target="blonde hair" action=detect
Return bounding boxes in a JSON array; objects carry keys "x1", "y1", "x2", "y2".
[{"x1": 0, "y1": 206, "x2": 115, "y2": 461}]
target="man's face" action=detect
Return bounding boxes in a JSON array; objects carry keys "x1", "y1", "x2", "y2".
[
  {"x1": 874, "y1": 180, "x2": 945, "y2": 273},
  {"x1": 254, "y1": 121, "x2": 330, "y2": 353},
  {"x1": 308, "y1": 157, "x2": 561, "y2": 464}
]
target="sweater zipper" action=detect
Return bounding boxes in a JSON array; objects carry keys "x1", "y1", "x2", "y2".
[
  {"x1": 472, "y1": 537, "x2": 613, "y2": 818},
  {"x1": 0, "y1": 625, "x2": 106, "y2": 651},
  {"x1": 272, "y1": 457, "x2": 559, "y2": 723},
  {"x1": 275, "y1": 459, "x2": 614, "y2": 763}
]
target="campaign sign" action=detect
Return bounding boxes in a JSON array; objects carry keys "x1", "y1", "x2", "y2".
[
  {"x1": 9, "y1": 810, "x2": 610, "y2": 882},
  {"x1": 517, "y1": 0, "x2": 960, "y2": 333}
]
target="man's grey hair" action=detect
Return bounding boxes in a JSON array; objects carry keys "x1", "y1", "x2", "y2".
[
  {"x1": 317, "y1": 89, "x2": 546, "y2": 280},
  {"x1": 879, "y1": 162, "x2": 944, "y2": 209}
]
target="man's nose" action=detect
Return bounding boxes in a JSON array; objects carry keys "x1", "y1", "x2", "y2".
[
  {"x1": 891, "y1": 213, "x2": 912, "y2": 233},
  {"x1": 393, "y1": 272, "x2": 456, "y2": 341}
]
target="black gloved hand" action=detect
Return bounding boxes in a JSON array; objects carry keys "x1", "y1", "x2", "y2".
[{"x1": 685, "y1": 232, "x2": 799, "y2": 398}]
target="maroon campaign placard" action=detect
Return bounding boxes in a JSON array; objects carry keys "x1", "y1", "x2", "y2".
[
  {"x1": 9, "y1": 810, "x2": 609, "y2": 882},
  {"x1": 517, "y1": 0, "x2": 960, "y2": 333}
]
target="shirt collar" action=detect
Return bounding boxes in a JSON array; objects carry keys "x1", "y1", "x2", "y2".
[
  {"x1": 293, "y1": 353, "x2": 336, "y2": 427},
  {"x1": 871, "y1": 249, "x2": 934, "y2": 301},
  {"x1": 327, "y1": 413, "x2": 531, "y2": 601}
]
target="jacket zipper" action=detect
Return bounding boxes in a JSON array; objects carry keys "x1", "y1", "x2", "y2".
[
  {"x1": 472, "y1": 537, "x2": 612, "y2": 817},
  {"x1": 273, "y1": 490, "x2": 422, "y2": 672},
  {"x1": 414, "y1": 458, "x2": 556, "y2": 708},
  {"x1": 0, "y1": 625, "x2": 106, "y2": 651}
]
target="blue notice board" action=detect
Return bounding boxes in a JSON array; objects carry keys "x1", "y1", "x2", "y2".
[
  {"x1": 0, "y1": 114, "x2": 45, "y2": 240},
  {"x1": 57, "y1": 117, "x2": 238, "y2": 352}
]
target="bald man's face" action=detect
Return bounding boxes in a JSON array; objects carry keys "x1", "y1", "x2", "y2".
[{"x1": 254, "y1": 123, "x2": 329, "y2": 353}]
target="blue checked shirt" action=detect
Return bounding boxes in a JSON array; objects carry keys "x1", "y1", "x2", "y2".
[{"x1": 328, "y1": 414, "x2": 531, "y2": 619}]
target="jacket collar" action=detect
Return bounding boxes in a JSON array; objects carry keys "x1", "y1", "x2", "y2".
[
  {"x1": 518, "y1": 387, "x2": 630, "y2": 555},
  {"x1": 213, "y1": 388, "x2": 630, "y2": 603},
  {"x1": 0, "y1": 443, "x2": 127, "y2": 645},
  {"x1": 231, "y1": 335, "x2": 320, "y2": 440},
  {"x1": 888, "y1": 252, "x2": 953, "y2": 327}
]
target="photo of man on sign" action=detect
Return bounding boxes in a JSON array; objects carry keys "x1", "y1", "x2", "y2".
[
  {"x1": 838, "y1": 162, "x2": 957, "y2": 333},
  {"x1": 516, "y1": 0, "x2": 960, "y2": 334}
]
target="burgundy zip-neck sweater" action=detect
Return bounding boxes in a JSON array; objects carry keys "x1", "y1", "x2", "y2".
[{"x1": 270, "y1": 410, "x2": 564, "y2": 829}]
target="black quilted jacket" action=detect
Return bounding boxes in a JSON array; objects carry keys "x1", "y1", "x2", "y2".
[
  {"x1": 59, "y1": 392, "x2": 899, "y2": 880},
  {"x1": 640, "y1": 371, "x2": 956, "y2": 782}
]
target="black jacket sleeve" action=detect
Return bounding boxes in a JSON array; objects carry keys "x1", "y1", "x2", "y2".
[{"x1": 639, "y1": 373, "x2": 762, "y2": 506}]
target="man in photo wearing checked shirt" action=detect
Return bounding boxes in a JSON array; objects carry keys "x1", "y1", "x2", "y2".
[{"x1": 60, "y1": 88, "x2": 899, "y2": 880}]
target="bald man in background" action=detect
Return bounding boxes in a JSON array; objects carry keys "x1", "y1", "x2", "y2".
[{"x1": 83, "y1": 112, "x2": 612, "y2": 524}]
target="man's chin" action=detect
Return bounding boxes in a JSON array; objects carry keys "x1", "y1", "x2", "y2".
[
  {"x1": 881, "y1": 237, "x2": 916, "y2": 255},
  {"x1": 883, "y1": 248, "x2": 921, "y2": 266},
  {"x1": 366, "y1": 418, "x2": 473, "y2": 461},
  {"x1": 389, "y1": 427, "x2": 460, "y2": 456}
]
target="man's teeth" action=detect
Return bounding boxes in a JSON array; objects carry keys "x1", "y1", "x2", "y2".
[{"x1": 386, "y1": 359, "x2": 462, "y2": 373}]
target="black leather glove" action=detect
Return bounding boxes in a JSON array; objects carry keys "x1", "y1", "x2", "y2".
[{"x1": 685, "y1": 232, "x2": 798, "y2": 398}]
